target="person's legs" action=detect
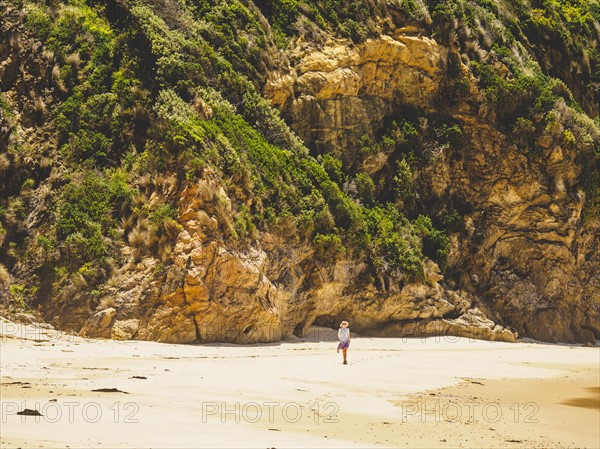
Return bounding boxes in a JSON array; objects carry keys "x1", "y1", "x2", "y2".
[{"x1": 342, "y1": 348, "x2": 347, "y2": 364}]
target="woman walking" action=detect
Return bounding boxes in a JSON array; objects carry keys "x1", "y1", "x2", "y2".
[{"x1": 337, "y1": 321, "x2": 350, "y2": 365}]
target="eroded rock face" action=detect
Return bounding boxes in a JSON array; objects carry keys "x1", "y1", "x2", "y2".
[
  {"x1": 80, "y1": 180, "x2": 515, "y2": 343},
  {"x1": 265, "y1": 34, "x2": 446, "y2": 164},
  {"x1": 264, "y1": 34, "x2": 600, "y2": 344},
  {"x1": 439, "y1": 118, "x2": 600, "y2": 343}
]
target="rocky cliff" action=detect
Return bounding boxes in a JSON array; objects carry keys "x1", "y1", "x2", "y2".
[
  {"x1": 1, "y1": 0, "x2": 598, "y2": 344},
  {"x1": 265, "y1": 26, "x2": 600, "y2": 343},
  {"x1": 265, "y1": 32, "x2": 446, "y2": 159},
  {"x1": 74, "y1": 178, "x2": 514, "y2": 343}
]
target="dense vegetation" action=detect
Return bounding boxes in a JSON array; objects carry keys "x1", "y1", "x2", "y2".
[{"x1": 0, "y1": 0, "x2": 599, "y2": 313}]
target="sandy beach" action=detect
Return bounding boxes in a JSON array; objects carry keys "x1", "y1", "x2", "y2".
[{"x1": 0, "y1": 319, "x2": 598, "y2": 448}]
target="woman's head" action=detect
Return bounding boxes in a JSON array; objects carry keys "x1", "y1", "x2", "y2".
[{"x1": 340, "y1": 320, "x2": 349, "y2": 328}]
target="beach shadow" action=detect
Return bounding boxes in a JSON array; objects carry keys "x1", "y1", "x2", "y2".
[
  {"x1": 561, "y1": 387, "x2": 600, "y2": 410},
  {"x1": 196, "y1": 326, "x2": 345, "y2": 348}
]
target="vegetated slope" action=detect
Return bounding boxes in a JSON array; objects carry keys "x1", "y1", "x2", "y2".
[{"x1": 0, "y1": 0, "x2": 598, "y2": 343}]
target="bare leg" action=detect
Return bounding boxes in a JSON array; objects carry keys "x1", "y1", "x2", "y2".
[{"x1": 342, "y1": 348, "x2": 347, "y2": 364}]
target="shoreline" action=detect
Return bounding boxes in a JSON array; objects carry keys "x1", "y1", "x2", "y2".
[{"x1": 1, "y1": 320, "x2": 599, "y2": 448}]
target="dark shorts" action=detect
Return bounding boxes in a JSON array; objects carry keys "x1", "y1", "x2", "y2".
[{"x1": 339, "y1": 341, "x2": 350, "y2": 349}]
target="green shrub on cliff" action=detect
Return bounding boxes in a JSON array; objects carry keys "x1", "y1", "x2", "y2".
[
  {"x1": 470, "y1": 60, "x2": 559, "y2": 127},
  {"x1": 266, "y1": 0, "x2": 300, "y2": 46},
  {"x1": 56, "y1": 171, "x2": 132, "y2": 265},
  {"x1": 357, "y1": 205, "x2": 425, "y2": 280},
  {"x1": 413, "y1": 215, "x2": 450, "y2": 270},
  {"x1": 56, "y1": 174, "x2": 112, "y2": 241},
  {"x1": 526, "y1": 0, "x2": 597, "y2": 40},
  {"x1": 355, "y1": 173, "x2": 376, "y2": 205},
  {"x1": 23, "y1": 3, "x2": 51, "y2": 39},
  {"x1": 393, "y1": 159, "x2": 415, "y2": 200},
  {"x1": 313, "y1": 233, "x2": 346, "y2": 260}
]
